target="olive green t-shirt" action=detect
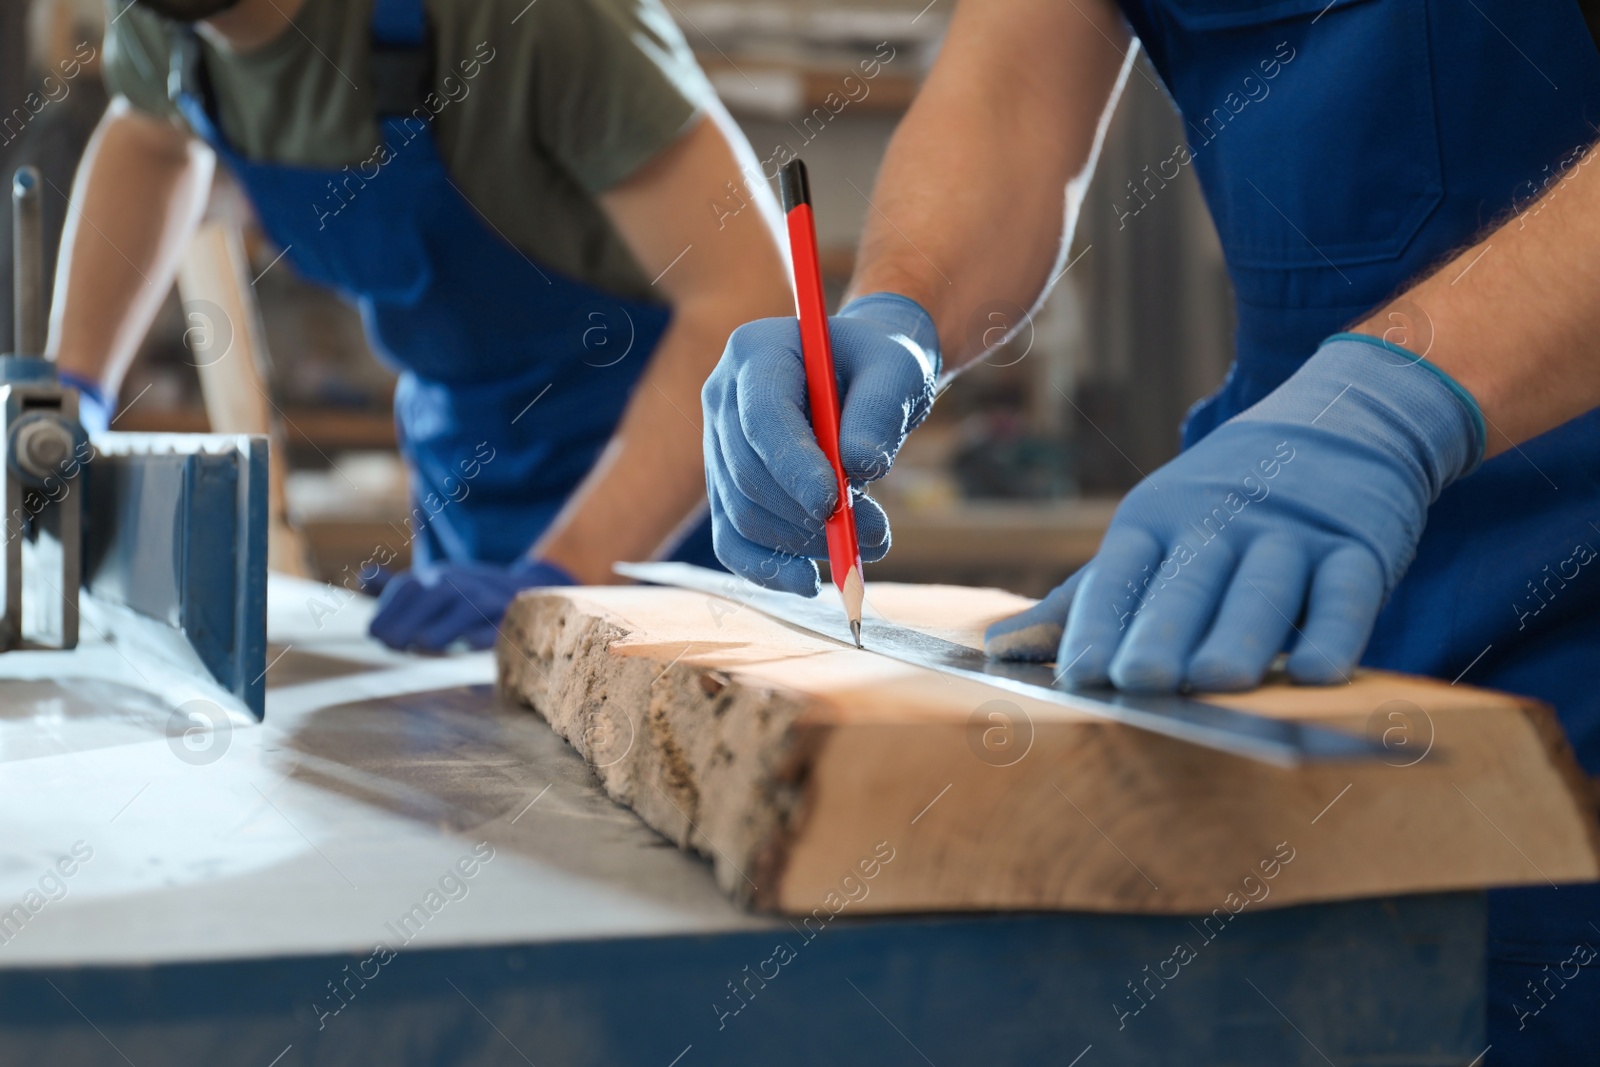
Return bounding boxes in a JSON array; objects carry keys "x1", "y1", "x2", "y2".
[{"x1": 103, "y1": 0, "x2": 714, "y2": 302}]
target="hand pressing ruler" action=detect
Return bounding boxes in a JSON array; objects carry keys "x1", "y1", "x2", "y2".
[{"x1": 615, "y1": 562, "x2": 1384, "y2": 768}]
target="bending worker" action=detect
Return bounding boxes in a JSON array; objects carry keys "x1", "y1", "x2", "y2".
[
  {"x1": 704, "y1": 1, "x2": 1600, "y2": 1060},
  {"x1": 51, "y1": 0, "x2": 789, "y2": 650}
]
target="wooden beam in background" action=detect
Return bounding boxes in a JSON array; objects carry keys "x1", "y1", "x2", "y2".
[{"x1": 177, "y1": 210, "x2": 312, "y2": 577}]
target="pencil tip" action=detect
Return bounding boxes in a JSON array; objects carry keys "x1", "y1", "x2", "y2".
[{"x1": 850, "y1": 618, "x2": 863, "y2": 648}]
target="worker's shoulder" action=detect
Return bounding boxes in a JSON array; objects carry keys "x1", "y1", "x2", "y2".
[
  {"x1": 429, "y1": 0, "x2": 688, "y2": 52},
  {"x1": 102, "y1": 2, "x2": 179, "y2": 89},
  {"x1": 103, "y1": 1, "x2": 177, "y2": 47},
  {"x1": 442, "y1": 0, "x2": 674, "y2": 24}
]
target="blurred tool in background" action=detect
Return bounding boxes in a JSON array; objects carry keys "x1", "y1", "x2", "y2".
[{"x1": 2, "y1": 161, "x2": 267, "y2": 715}]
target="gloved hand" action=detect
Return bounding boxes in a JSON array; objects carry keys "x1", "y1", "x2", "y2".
[
  {"x1": 368, "y1": 558, "x2": 576, "y2": 653},
  {"x1": 56, "y1": 369, "x2": 112, "y2": 436},
  {"x1": 985, "y1": 333, "x2": 1486, "y2": 691},
  {"x1": 354, "y1": 566, "x2": 396, "y2": 597},
  {"x1": 703, "y1": 292, "x2": 940, "y2": 594}
]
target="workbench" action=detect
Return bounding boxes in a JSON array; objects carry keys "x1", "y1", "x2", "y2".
[{"x1": 0, "y1": 577, "x2": 1487, "y2": 1066}]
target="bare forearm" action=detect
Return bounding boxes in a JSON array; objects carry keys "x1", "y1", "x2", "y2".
[
  {"x1": 848, "y1": 0, "x2": 1130, "y2": 370},
  {"x1": 48, "y1": 99, "x2": 213, "y2": 392},
  {"x1": 538, "y1": 108, "x2": 792, "y2": 582},
  {"x1": 1356, "y1": 139, "x2": 1600, "y2": 457},
  {"x1": 533, "y1": 304, "x2": 750, "y2": 582}
]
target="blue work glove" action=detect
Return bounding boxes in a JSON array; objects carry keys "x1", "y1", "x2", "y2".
[
  {"x1": 354, "y1": 566, "x2": 397, "y2": 597},
  {"x1": 702, "y1": 292, "x2": 940, "y2": 594},
  {"x1": 985, "y1": 333, "x2": 1486, "y2": 691},
  {"x1": 56, "y1": 369, "x2": 112, "y2": 435},
  {"x1": 368, "y1": 558, "x2": 576, "y2": 653}
]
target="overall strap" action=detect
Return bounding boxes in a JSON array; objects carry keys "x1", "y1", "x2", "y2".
[
  {"x1": 370, "y1": 0, "x2": 434, "y2": 116},
  {"x1": 1579, "y1": 0, "x2": 1600, "y2": 51},
  {"x1": 370, "y1": 0, "x2": 427, "y2": 43},
  {"x1": 167, "y1": 26, "x2": 213, "y2": 118}
]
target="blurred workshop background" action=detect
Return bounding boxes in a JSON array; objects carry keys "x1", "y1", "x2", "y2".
[{"x1": 0, "y1": 0, "x2": 1233, "y2": 597}]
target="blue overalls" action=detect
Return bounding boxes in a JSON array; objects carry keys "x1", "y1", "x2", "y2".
[
  {"x1": 1117, "y1": 0, "x2": 1600, "y2": 1058},
  {"x1": 170, "y1": 0, "x2": 716, "y2": 569}
]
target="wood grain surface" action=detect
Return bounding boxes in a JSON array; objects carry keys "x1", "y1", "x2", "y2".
[{"x1": 499, "y1": 583, "x2": 1600, "y2": 915}]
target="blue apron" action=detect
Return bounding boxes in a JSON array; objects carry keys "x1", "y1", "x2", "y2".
[
  {"x1": 1118, "y1": 0, "x2": 1600, "y2": 1058},
  {"x1": 170, "y1": 0, "x2": 716, "y2": 569}
]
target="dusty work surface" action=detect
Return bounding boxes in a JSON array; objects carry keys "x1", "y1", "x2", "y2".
[
  {"x1": 0, "y1": 576, "x2": 773, "y2": 968},
  {"x1": 0, "y1": 580, "x2": 1502, "y2": 1067},
  {"x1": 499, "y1": 583, "x2": 1600, "y2": 915}
]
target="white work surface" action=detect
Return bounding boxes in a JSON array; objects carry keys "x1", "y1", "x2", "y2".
[{"x1": 0, "y1": 576, "x2": 771, "y2": 968}]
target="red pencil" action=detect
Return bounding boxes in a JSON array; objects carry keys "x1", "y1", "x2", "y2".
[{"x1": 778, "y1": 159, "x2": 864, "y2": 648}]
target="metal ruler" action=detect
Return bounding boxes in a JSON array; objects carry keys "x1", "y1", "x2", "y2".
[{"x1": 616, "y1": 562, "x2": 1383, "y2": 768}]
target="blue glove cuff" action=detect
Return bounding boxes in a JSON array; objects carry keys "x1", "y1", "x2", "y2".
[
  {"x1": 56, "y1": 369, "x2": 113, "y2": 436},
  {"x1": 1324, "y1": 332, "x2": 1488, "y2": 471},
  {"x1": 839, "y1": 293, "x2": 941, "y2": 378},
  {"x1": 55, "y1": 369, "x2": 109, "y2": 407},
  {"x1": 1234, "y1": 334, "x2": 1484, "y2": 504}
]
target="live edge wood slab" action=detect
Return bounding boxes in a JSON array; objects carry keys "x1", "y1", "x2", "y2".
[{"x1": 497, "y1": 582, "x2": 1600, "y2": 916}]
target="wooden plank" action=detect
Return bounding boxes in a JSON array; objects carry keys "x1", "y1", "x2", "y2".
[
  {"x1": 177, "y1": 212, "x2": 312, "y2": 577},
  {"x1": 498, "y1": 583, "x2": 1600, "y2": 915}
]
